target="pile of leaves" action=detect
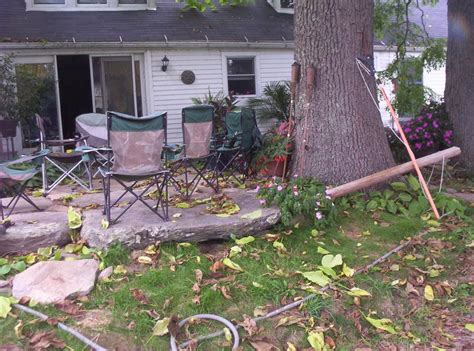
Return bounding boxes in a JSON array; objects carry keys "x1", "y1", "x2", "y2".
[
  {"x1": 257, "y1": 176, "x2": 336, "y2": 228},
  {"x1": 339, "y1": 175, "x2": 467, "y2": 219}
]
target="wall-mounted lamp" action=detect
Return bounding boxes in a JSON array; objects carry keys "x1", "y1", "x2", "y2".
[{"x1": 161, "y1": 55, "x2": 170, "y2": 72}]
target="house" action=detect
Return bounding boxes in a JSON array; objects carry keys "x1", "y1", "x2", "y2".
[{"x1": 0, "y1": 0, "x2": 447, "y2": 154}]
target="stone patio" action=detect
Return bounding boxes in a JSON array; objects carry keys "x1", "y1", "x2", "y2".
[{"x1": 0, "y1": 179, "x2": 280, "y2": 255}]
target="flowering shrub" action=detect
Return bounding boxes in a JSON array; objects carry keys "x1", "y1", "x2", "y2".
[
  {"x1": 387, "y1": 101, "x2": 453, "y2": 163},
  {"x1": 254, "y1": 121, "x2": 293, "y2": 172},
  {"x1": 257, "y1": 176, "x2": 337, "y2": 228}
]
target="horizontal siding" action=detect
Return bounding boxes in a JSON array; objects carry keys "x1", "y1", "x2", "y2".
[
  {"x1": 149, "y1": 48, "x2": 446, "y2": 143},
  {"x1": 150, "y1": 49, "x2": 224, "y2": 143}
]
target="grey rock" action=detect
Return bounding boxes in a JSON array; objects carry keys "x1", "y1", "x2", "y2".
[
  {"x1": 81, "y1": 190, "x2": 280, "y2": 249},
  {"x1": 0, "y1": 212, "x2": 71, "y2": 256},
  {"x1": 12, "y1": 259, "x2": 99, "y2": 304},
  {"x1": 98, "y1": 266, "x2": 113, "y2": 281}
]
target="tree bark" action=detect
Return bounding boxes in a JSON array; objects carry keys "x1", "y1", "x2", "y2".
[
  {"x1": 292, "y1": 0, "x2": 395, "y2": 185},
  {"x1": 445, "y1": 0, "x2": 474, "y2": 172}
]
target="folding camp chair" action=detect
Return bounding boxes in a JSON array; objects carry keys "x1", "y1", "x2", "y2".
[
  {"x1": 169, "y1": 105, "x2": 219, "y2": 199},
  {"x1": 75, "y1": 113, "x2": 113, "y2": 177},
  {"x1": 36, "y1": 114, "x2": 93, "y2": 195},
  {"x1": 100, "y1": 111, "x2": 169, "y2": 224},
  {"x1": 215, "y1": 107, "x2": 262, "y2": 183},
  {"x1": 0, "y1": 150, "x2": 49, "y2": 220}
]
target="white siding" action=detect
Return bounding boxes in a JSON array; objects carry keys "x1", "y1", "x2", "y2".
[
  {"x1": 150, "y1": 49, "x2": 224, "y2": 143},
  {"x1": 150, "y1": 48, "x2": 294, "y2": 143},
  {"x1": 374, "y1": 50, "x2": 446, "y2": 125}
]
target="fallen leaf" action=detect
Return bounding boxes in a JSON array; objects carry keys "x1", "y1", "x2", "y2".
[
  {"x1": 249, "y1": 338, "x2": 276, "y2": 351},
  {"x1": 364, "y1": 315, "x2": 397, "y2": 334},
  {"x1": 302, "y1": 271, "x2": 332, "y2": 287},
  {"x1": 131, "y1": 288, "x2": 150, "y2": 305},
  {"x1": 241, "y1": 210, "x2": 263, "y2": 220},
  {"x1": 321, "y1": 254, "x2": 343, "y2": 268},
  {"x1": 465, "y1": 323, "x2": 474, "y2": 332},
  {"x1": 152, "y1": 317, "x2": 170, "y2": 336},
  {"x1": 235, "y1": 236, "x2": 255, "y2": 246},
  {"x1": 307, "y1": 331, "x2": 325, "y2": 350},
  {"x1": 342, "y1": 263, "x2": 355, "y2": 277},
  {"x1": 347, "y1": 287, "x2": 372, "y2": 297},
  {"x1": 54, "y1": 300, "x2": 81, "y2": 315},
  {"x1": 222, "y1": 258, "x2": 244, "y2": 272},
  {"x1": 239, "y1": 315, "x2": 259, "y2": 336},
  {"x1": 317, "y1": 246, "x2": 330, "y2": 254},
  {"x1": 67, "y1": 207, "x2": 82, "y2": 229},
  {"x1": 424, "y1": 285, "x2": 434, "y2": 301},
  {"x1": 137, "y1": 256, "x2": 153, "y2": 265},
  {"x1": 229, "y1": 246, "x2": 242, "y2": 258},
  {"x1": 29, "y1": 331, "x2": 66, "y2": 350}
]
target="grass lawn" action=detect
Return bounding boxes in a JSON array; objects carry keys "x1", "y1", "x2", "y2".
[{"x1": 0, "y1": 199, "x2": 473, "y2": 350}]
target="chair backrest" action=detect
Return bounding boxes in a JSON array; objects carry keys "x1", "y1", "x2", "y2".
[
  {"x1": 182, "y1": 105, "x2": 214, "y2": 159},
  {"x1": 225, "y1": 107, "x2": 262, "y2": 151},
  {"x1": 107, "y1": 111, "x2": 167, "y2": 174}
]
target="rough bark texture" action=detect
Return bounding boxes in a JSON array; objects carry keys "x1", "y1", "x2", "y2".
[
  {"x1": 293, "y1": 0, "x2": 394, "y2": 185},
  {"x1": 445, "y1": 0, "x2": 474, "y2": 172}
]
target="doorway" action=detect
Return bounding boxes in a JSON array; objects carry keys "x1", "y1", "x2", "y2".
[{"x1": 57, "y1": 55, "x2": 93, "y2": 138}]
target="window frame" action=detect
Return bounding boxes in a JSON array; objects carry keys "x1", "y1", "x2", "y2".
[
  {"x1": 223, "y1": 54, "x2": 259, "y2": 98},
  {"x1": 27, "y1": 0, "x2": 156, "y2": 11}
]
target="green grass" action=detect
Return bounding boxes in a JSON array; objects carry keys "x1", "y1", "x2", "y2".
[{"x1": 0, "y1": 205, "x2": 472, "y2": 350}]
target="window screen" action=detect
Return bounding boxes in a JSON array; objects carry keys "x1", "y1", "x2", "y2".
[{"x1": 227, "y1": 57, "x2": 256, "y2": 96}]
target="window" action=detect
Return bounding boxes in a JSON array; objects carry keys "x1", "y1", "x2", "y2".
[
  {"x1": 227, "y1": 57, "x2": 256, "y2": 96},
  {"x1": 34, "y1": 0, "x2": 65, "y2": 3},
  {"x1": 280, "y1": 0, "x2": 293, "y2": 8},
  {"x1": 27, "y1": 0, "x2": 155, "y2": 11}
]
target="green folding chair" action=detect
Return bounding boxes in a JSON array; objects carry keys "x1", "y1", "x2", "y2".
[
  {"x1": 215, "y1": 107, "x2": 262, "y2": 183},
  {"x1": 0, "y1": 150, "x2": 49, "y2": 220},
  {"x1": 100, "y1": 111, "x2": 169, "y2": 224},
  {"x1": 169, "y1": 105, "x2": 219, "y2": 199}
]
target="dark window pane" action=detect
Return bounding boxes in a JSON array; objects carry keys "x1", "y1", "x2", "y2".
[
  {"x1": 119, "y1": 0, "x2": 146, "y2": 3},
  {"x1": 280, "y1": 0, "x2": 293, "y2": 8},
  {"x1": 227, "y1": 58, "x2": 254, "y2": 75},
  {"x1": 134, "y1": 60, "x2": 143, "y2": 116},
  {"x1": 34, "y1": 0, "x2": 65, "y2": 3},
  {"x1": 77, "y1": 0, "x2": 107, "y2": 3},
  {"x1": 228, "y1": 77, "x2": 256, "y2": 96}
]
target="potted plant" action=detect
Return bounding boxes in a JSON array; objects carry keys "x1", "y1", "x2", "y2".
[
  {"x1": 0, "y1": 54, "x2": 19, "y2": 138},
  {"x1": 254, "y1": 121, "x2": 293, "y2": 177}
]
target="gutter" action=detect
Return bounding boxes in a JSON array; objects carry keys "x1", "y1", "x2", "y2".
[{"x1": 0, "y1": 40, "x2": 295, "y2": 51}]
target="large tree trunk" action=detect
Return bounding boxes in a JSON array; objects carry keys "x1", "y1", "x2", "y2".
[
  {"x1": 292, "y1": 0, "x2": 394, "y2": 185},
  {"x1": 445, "y1": 0, "x2": 474, "y2": 172}
]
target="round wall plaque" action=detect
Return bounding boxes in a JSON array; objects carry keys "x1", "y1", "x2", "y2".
[{"x1": 181, "y1": 70, "x2": 196, "y2": 85}]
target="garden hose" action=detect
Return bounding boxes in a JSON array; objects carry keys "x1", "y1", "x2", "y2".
[
  {"x1": 13, "y1": 303, "x2": 107, "y2": 351},
  {"x1": 170, "y1": 313, "x2": 240, "y2": 351}
]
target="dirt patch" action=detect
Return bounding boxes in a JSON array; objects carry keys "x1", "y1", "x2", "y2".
[{"x1": 76, "y1": 309, "x2": 112, "y2": 330}]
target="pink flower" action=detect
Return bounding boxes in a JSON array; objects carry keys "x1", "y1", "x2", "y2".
[
  {"x1": 255, "y1": 186, "x2": 260, "y2": 192},
  {"x1": 433, "y1": 120, "x2": 440, "y2": 128},
  {"x1": 404, "y1": 127, "x2": 412, "y2": 133},
  {"x1": 415, "y1": 143, "x2": 423, "y2": 150},
  {"x1": 293, "y1": 174, "x2": 299, "y2": 178},
  {"x1": 293, "y1": 191, "x2": 299, "y2": 196},
  {"x1": 315, "y1": 211, "x2": 323, "y2": 220},
  {"x1": 316, "y1": 201, "x2": 321, "y2": 207},
  {"x1": 259, "y1": 199, "x2": 266, "y2": 205},
  {"x1": 277, "y1": 185, "x2": 283, "y2": 192},
  {"x1": 427, "y1": 113, "x2": 433, "y2": 119}
]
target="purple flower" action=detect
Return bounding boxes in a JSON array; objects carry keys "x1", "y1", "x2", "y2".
[
  {"x1": 424, "y1": 132, "x2": 431, "y2": 139},
  {"x1": 427, "y1": 113, "x2": 433, "y2": 119},
  {"x1": 277, "y1": 185, "x2": 283, "y2": 192},
  {"x1": 255, "y1": 186, "x2": 260, "y2": 192},
  {"x1": 315, "y1": 211, "x2": 323, "y2": 220},
  {"x1": 416, "y1": 116, "x2": 424, "y2": 122},
  {"x1": 433, "y1": 120, "x2": 440, "y2": 128},
  {"x1": 415, "y1": 143, "x2": 423, "y2": 150},
  {"x1": 404, "y1": 127, "x2": 412, "y2": 133},
  {"x1": 427, "y1": 141, "x2": 434, "y2": 147},
  {"x1": 423, "y1": 122, "x2": 428, "y2": 128},
  {"x1": 316, "y1": 201, "x2": 321, "y2": 207},
  {"x1": 415, "y1": 127, "x2": 423, "y2": 133}
]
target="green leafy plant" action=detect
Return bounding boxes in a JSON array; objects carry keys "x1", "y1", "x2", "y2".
[
  {"x1": 339, "y1": 174, "x2": 467, "y2": 219},
  {"x1": 0, "y1": 54, "x2": 18, "y2": 121},
  {"x1": 191, "y1": 89, "x2": 236, "y2": 134},
  {"x1": 254, "y1": 121, "x2": 293, "y2": 173},
  {"x1": 257, "y1": 176, "x2": 337, "y2": 228},
  {"x1": 247, "y1": 81, "x2": 291, "y2": 122}
]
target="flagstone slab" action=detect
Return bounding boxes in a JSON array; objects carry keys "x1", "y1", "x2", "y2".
[
  {"x1": 81, "y1": 190, "x2": 280, "y2": 249},
  {"x1": 12, "y1": 259, "x2": 99, "y2": 304},
  {"x1": 0, "y1": 211, "x2": 71, "y2": 256}
]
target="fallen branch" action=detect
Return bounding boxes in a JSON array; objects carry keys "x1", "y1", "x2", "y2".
[{"x1": 326, "y1": 147, "x2": 461, "y2": 199}]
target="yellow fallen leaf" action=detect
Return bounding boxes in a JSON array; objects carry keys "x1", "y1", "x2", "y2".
[
  {"x1": 222, "y1": 258, "x2": 244, "y2": 272},
  {"x1": 424, "y1": 285, "x2": 434, "y2": 301},
  {"x1": 152, "y1": 317, "x2": 170, "y2": 336}
]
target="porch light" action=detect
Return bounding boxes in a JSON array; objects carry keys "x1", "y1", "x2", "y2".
[{"x1": 161, "y1": 55, "x2": 170, "y2": 72}]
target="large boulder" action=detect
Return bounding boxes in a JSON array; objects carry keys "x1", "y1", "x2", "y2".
[
  {"x1": 12, "y1": 259, "x2": 99, "y2": 304},
  {"x1": 0, "y1": 211, "x2": 71, "y2": 256},
  {"x1": 81, "y1": 190, "x2": 280, "y2": 249}
]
